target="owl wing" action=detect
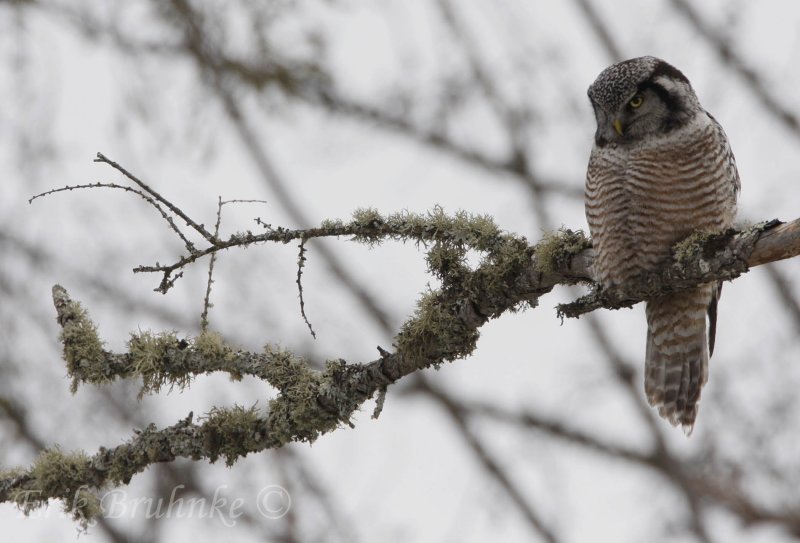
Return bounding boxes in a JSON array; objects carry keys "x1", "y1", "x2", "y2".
[
  {"x1": 704, "y1": 112, "x2": 740, "y2": 357},
  {"x1": 706, "y1": 112, "x2": 741, "y2": 198}
]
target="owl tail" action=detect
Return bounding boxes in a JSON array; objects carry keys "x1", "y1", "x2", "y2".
[{"x1": 644, "y1": 284, "x2": 715, "y2": 433}]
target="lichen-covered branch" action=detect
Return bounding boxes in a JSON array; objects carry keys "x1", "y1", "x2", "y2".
[
  {"x1": 0, "y1": 213, "x2": 541, "y2": 522},
  {"x1": 5, "y1": 207, "x2": 800, "y2": 524},
  {"x1": 136, "y1": 205, "x2": 512, "y2": 294},
  {"x1": 557, "y1": 219, "x2": 800, "y2": 318}
]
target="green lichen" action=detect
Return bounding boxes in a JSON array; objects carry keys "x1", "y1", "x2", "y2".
[
  {"x1": 395, "y1": 290, "x2": 479, "y2": 366},
  {"x1": 318, "y1": 358, "x2": 363, "y2": 423},
  {"x1": 128, "y1": 330, "x2": 190, "y2": 398},
  {"x1": 351, "y1": 207, "x2": 385, "y2": 245},
  {"x1": 58, "y1": 300, "x2": 106, "y2": 393},
  {"x1": 261, "y1": 344, "x2": 339, "y2": 444},
  {"x1": 319, "y1": 218, "x2": 344, "y2": 230},
  {"x1": 468, "y1": 236, "x2": 536, "y2": 314},
  {"x1": 672, "y1": 230, "x2": 715, "y2": 270},
  {"x1": 349, "y1": 206, "x2": 503, "y2": 251},
  {"x1": 195, "y1": 330, "x2": 241, "y2": 381},
  {"x1": 194, "y1": 330, "x2": 230, "y2": 360},
  {"x1": 261, "y1": 343, "x2": 314, "y2": 391},
  {"x1": 393, "y1": 222, "x2": 533, "y2": 365},
  {"x1": 426, "y1": 242, "x2": 469, "y2": 281},
  {"x1": 440, "y1": 208, "x2": 501, "y2": 251},
  {"x1": 25, "y1": 447, "x2": 100, "y2": 527},
  {"x1": 201, "y1": 405, "x2": 263, "y2": 466},
  {"x1": 0, "y1": 467, "x2": 25, "y2": 480},
  {"x1": 534, "y1": 228, "x2": 591, "y2": 274}
]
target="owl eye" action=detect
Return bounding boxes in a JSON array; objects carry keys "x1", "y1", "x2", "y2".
[{"x1": 629, "y1": 94, "x2": 644, "y2": 108}]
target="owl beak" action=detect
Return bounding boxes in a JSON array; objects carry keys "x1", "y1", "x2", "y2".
[{"x1": 613, "y1": 118, "x2": 624, "y2": 136}]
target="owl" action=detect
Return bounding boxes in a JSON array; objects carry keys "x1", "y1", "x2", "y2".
[{"x1": 585, "y1": 56, "x2": 740, "y2": 431}]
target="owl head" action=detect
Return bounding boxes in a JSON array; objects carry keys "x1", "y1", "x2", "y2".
[{"x1": 588, "y1": 56, "x2": 701, "y2": 146}]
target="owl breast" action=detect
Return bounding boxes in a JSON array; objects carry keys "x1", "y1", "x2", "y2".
[{"x1": 585, "y1": 113, "x2": 738, "y2": 287}]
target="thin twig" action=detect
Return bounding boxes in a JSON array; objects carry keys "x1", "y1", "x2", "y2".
[
  {"x1": 201, "y1": 196, "x2": 224, "y2": 331},
  {"x1": 30, "y1": 181, "x2": 197, "y2": 252},
  {"x1": 94, "y1": 152, "x2": 218, "y2": 243},
  {"x1": 201, "y1": 197, "x2": 269, "y2": 330},
  {"x1": 296, "y1": 238, "x2": 316, "y2": 339}
]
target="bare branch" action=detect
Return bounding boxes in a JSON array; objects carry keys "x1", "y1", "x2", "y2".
[
  {"x1": 29, "y1": 181, "x2": 198, "y2": 252},
  {"x1": 295, "y1": 239, "x2": 316, "y2": 339},
  {"x1": 200, "y1": 196, "x2": 223, "y2": 332},
  {"x1": 94, "y1": 152, "x2": 217, "y2": 244},
  {"x1": 133, "y1": 207, "x2": 512, "y2": 294}
]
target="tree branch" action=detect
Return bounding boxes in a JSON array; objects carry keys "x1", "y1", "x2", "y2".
[
  {"x1": 5, "y1": 203, "x2": 799, "y2": 523},
  {"x1": 556, "y1": 219, "x2": 799, "y2": 318}
]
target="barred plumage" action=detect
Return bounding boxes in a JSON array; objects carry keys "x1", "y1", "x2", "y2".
[{"x1": 585, "y1": 57, "x2": 739, "y2": 432}]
